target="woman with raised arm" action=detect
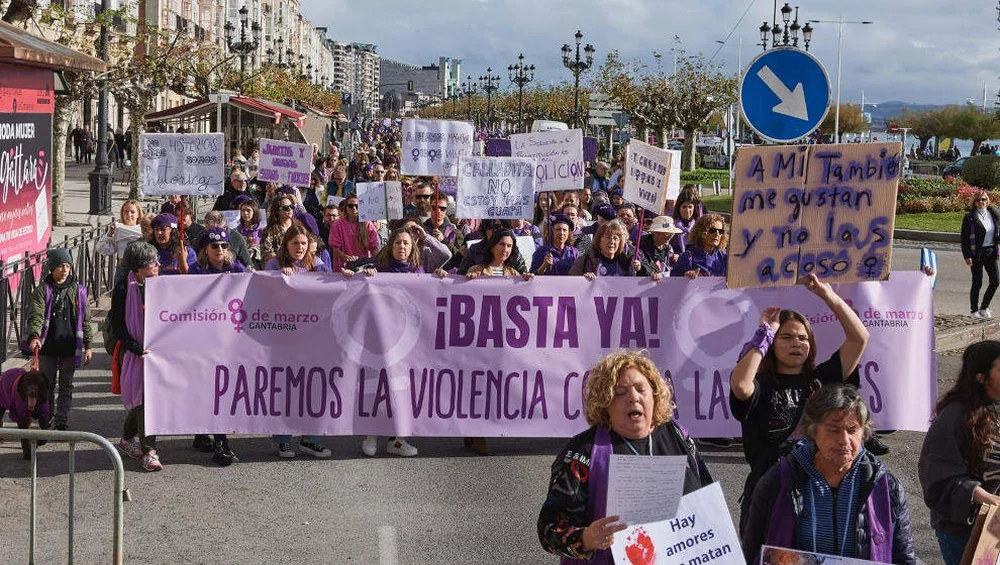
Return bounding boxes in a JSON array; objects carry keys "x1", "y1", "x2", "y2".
[{"x1": 728, "y1": 273, "x2": 869, "y2": 535}]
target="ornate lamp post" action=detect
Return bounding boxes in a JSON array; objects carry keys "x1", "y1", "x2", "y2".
[
  {"x1": 479, "y1": 68, "x2": 500, "y2": 130},
  {"x1": 758, "y1": 3, "x2": 812, "y2": 52},
  {"x1": 462, "y1": 76, "x2": 477, "y2": 121},
  {"x1": 224, "y1": 5, "x2": 261, "y2": 93},
  {"x1": 88, "y1": 0, "x2": 111, "y2": 214},
  {"x1": 561, "y1": 30, "x2": 595, "y2": 128},
  {"x1": 508, "y1": 53, "x2": 535, "y2": 134}
]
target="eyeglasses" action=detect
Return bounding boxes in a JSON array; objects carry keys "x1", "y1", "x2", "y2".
[
  {"x1": 436, "y1": 206, "x2": 448, "y2": 212},
  {"x1": 209, "y1": 243, "x2": 229, "y2": 250},
  {"x1": 415, "y1": 194, "x2": 432, "y2": 200},
  {"x1": 279, "y1": 205, "x2": 293, "y2": 211},
  {"x1": 708, "y1": 227, "x2": 725, "y2": 235},
  {"x1": 144, "y1": 261, "x2": 160, "y2": 268},
  {"x1": 346, "y1": 203, "x2": 359, "y2": 209}
]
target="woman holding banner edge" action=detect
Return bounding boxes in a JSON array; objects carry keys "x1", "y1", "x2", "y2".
[
  {"x1": 537, "y1": 350, "x2": 712, "y2": 562},
  {"x1": 729, "y1": 273, "x2": 869, "y2": 535}
]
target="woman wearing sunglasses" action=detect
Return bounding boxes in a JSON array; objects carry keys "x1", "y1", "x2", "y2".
[
  {"x1": 672, "y1": 214, "x2": 728, "y2": 279},
  {"x1": 961, "y1": 190, "x2": 1000, "y2": 319},
  {"x1": 186, "y1": 227, "x2": 243, "y2": 465},
  {"x1": 328, "y1": 195, "x2": 378, "y2": 271},
  {"x1": 260, "y1": 196, "x2": 297, "y2": 264}
]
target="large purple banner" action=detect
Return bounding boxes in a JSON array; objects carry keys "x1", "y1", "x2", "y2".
[{"x1": 144, "y1": 273, "x2": 935, "y2": 436}]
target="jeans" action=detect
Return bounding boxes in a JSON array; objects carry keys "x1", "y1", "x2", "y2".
[
  {"x1": 935, "y1": 528, "x2": 971, "y2": 565},
  {"x1": 970, "y1": 253, "x2": 1000, "y2": 312},
  {"x1": 39, "y1": 355, "x2": 76, "y2": 427}
]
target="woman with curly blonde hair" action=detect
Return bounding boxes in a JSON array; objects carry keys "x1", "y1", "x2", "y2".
[{"x1": 538, "y1": 350, "x2": 713, "y2": 563}]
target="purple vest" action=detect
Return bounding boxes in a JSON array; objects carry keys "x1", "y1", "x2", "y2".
[
  {"x1": 765, "y1": 457, "x2": 893, "y2": 563},
  {"x1": 560, "y1": 426, "x2": 613, "y2": 565}
]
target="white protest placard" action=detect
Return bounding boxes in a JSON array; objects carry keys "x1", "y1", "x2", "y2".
[
  {"x1": 111, "y1": 223, "x2": 142, "y2": 256},
  {"x1": 624, "y1": 140, "x2": 671, "y2": 214},
  {"x1": 356, "y1": 181, "x2": 405, "y2": 222},
  {"x1": 455, "y1": 156, "x2": 536, "y2": 219},
  {"x1": 256, "y1": 138, "x2": 313, "y2": 187},
  {"x1": 326, "y1": 196, "x2": 345, "y2": 208},
  {"x1": 760, "y1": 546, "x2": 880, "y2": 565},
  {"x1": 400, "y1": 119, "x2": 475, "y2": 177},
  {"x1": 606, "y1": 455, "x2": 687, "y2": 526},
  {"x1": 611, "y1": 482, "x2": 742, "y2": 565},
  {"x1": 510, "y1": 129, "x2": 585, "y2": 192},
  {"x1": 667, "y1": 149, "x2": 682, "y2": 200},
  {"x1": 139, "y1": 133, "x2": 225, "y2": 195},
  {"x1": 221, "y1": 210, "x2": 241, "y2": 230}
]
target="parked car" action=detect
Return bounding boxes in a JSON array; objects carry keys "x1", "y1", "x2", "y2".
[
  {"x1": 667, "y1": 141, "x2": 684, "y2": 151},
  {"x1": 942, "y1": 157, "x2": 968, "y2": 178}
]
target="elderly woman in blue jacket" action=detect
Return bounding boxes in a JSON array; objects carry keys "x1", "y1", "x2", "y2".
[{"x1": 741, "y1": 383, "x2": 915, "y2": 565}]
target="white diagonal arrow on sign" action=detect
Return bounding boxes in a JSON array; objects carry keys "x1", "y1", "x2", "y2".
[{"x1": 757, "y1": 65, "x2": 809, "y2": 121}]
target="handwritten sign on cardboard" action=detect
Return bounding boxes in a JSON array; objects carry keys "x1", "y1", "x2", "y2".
[
  {"x1": 355, "y1": 181, "x2": 404, "y2": 222},
  {"x1": 510, "y1": 129, "x2": 585, "y2": 192},
  {"x1": 455, "y1": 156, "x2": 536, "y2": 219},
  {"x1": 400, "y1": 119, "x2": 475, "y2": 177},
  {"x1": 624, "y1": 139, "x2": 671, "y2": 214},
  {"x1": 256, "y1": 138, "x2": 313, "y2": 187},
  {"x1": 139, "y1": 133, "x2": 225, "y2": 195},
  {"x1": 727, "y1": 142, "x2": 901, "y2": 289}
]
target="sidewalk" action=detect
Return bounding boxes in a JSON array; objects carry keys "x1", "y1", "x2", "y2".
[{"x1": 47, "y1": 162, "x2": 1000, "y2": 356}]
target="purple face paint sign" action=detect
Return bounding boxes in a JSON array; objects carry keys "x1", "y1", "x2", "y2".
[
  {"x1": 455, "y1": 156, "x2": 536, "y2": 219},
  {"x1": 143, "y1": 272, "x2": 934, "y2": 438},
  {"x1": 256, "y1": 137, "x2": 313, "y2": 187},
  {"x1": 400, "y1": 119, "x2": 475, "y2": 177},
  {"x1": 139, "y1": 133, "x2": 224, "y2": 195},
  {"x1": 510, "y1": 129, "x2": 585, "y2": 192}
]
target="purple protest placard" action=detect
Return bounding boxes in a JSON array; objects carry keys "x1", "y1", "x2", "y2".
[
  {"x1": 144, "y1": 272, "x2": 934, "y2": 437},
  {"x1": 256, "y1": 138, "x2": 313, "y2": 187}
]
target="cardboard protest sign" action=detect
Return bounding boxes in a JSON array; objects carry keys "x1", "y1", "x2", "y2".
[
  {"x1": 959, "y1": 503, "x2": 1000, "y2": 565},
  {"x1": 438, "y1": 176, "x2": 458, "y2": 197},
  {"x1": 356, "y1": 181, "x2": 404, "y2": 222},
  {"x1": 611, "y1": 482, "x2": 742, "y2": 565},
  {"x1": 400, "y1": 119, "x2": 475, "y2": 177},
  {"x1": 624, "y1": 139, "x2": 671, "y2": 214},
  {"x1": 761, "y1": 546, "x2": 881, "y2": 565},
  {"x1": 139, "y1": 133, "x2": 225, "y2": 196},
  {"x1": 256, "y1": 138, "x2": 313, "y2": 187},
  {"x1": 326, "y1": 195, "x2": 345, "y2": 208},
  {"x1": 727, "y1": 142, "x2": 901, "y2": 289},
  {"x1": 455, "y1": 156, "x2": 536, "y2": 219},
  {"x1": 510, "y1": 129, "x2": 585, "y2": 192}
]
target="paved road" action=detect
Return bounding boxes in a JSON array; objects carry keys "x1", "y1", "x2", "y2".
[{"x1": 0, "y1": 347, "x2": 959, "y2": 564}]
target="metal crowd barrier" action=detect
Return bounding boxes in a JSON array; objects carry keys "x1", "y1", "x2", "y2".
[
  {"x1": 1, "y1": 221, "x2": 115, "y2": 364},
  {"x1": 0, "y1": 428, "x2": 129, "y2": 565}
]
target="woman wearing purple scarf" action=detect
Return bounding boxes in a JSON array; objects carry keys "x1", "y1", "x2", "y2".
[
  {"x1": 344, "y1": 228, "x2": 422, "y2": 458},
  {"x1": 112, "y1": 241, "x2": 163, "y2": 472}
]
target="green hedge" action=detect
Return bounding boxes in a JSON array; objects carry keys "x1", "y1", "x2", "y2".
[{"x1": 962, "y1": 155, "x2": 1000, "y2": 189}]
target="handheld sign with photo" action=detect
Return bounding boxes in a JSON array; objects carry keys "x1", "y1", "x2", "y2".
[
  {"x1": 510, "y1": 129, "x2": 585, "y2": 192},
  {"x1": 256, "y1": 138, "x2": 313, "y2": 187},
  {"x1": 624, "y1": 139, "x2": 671, "y2": 215},
  {"x1": 356, "y1": 181, "x2": 405, "y2": 222},
  {"x1": 139, "y1": 133, "x2": 225, "y2": 196},
  {"x1": 727, "y1": 142, "x2": 901, "y2": 289},
  {"x1": 455, "y1": 156, "x2": 536, "y2": 219},
  {"x1": 760, "y1": 546, "x2": 881, "y2": 565},
  {"x1": 400, "y1": 119, "x2": 475, "y2": 177},
  {"x1": 610, "y1": 482, "x2": 742, "y2": 565}
]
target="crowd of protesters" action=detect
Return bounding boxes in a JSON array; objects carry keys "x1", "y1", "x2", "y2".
[{"x1": 32, "y1": 118, "x2": 965, "y2": 565}]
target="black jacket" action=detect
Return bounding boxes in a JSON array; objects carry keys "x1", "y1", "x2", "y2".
[{"x1": 961, "y1": 206, "x2": 1000, "y2": 261}]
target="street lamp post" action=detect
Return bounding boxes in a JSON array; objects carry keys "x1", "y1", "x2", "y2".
[
  {"x1": 88, "y1": 0, "x2": 111, "y2": 214},
  {"x1": 450, "y1": 90, "x2": 459, "y2": 118},
  {"x1": 808, "y1": 16, "x2": 874, "y2": 141},
  {"x1": 224, "y1": 5, "x2": 261, "y2": 94},
  {"x1": 758, "y1": 3, "x2": 813, "y2": 52},
  {"x1": 462, "y1": 76, "x2": 477, "y2": 121},
  {"x1": 479, "y1": 68, "x2": 500, "y2": 131},
  {"x1": 508, "y1": 53, "x2": 535, "y2": 134},
  {"x1": 561, "y1": 30, "x2": 595, "y2": 128}
]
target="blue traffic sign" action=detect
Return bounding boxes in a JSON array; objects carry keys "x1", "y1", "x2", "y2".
[{"x1": 740, "y1": 47, "x2": 831, "y2": 143}]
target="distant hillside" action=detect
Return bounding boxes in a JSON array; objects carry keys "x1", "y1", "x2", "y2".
[{"x1": 866, "y1": 100, "x2": 990, "y2": 129}]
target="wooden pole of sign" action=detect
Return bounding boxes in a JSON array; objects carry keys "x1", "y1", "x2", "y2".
[
  {"x1": 178, "y1": 199, "x2": 186, "y2": 247},
  {"x1": 433, "y1": 179, "x2": 441, "y2": 231},
  {"x1": 633, "y1": 208, "x2": 644, "y2": 260}
]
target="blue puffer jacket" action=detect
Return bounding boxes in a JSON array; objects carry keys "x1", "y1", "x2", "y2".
[{"x1": 741, "y1": 446, "x2": 916, "y2": 565}]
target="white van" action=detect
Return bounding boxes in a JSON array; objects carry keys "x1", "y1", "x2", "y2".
[{"x1": 530, "y1": 120, "x2": 569, "y2": 133}]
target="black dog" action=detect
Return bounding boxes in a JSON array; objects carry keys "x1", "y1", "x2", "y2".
[{"x1": 0, "y1": 368, "x2": 53, "y2": 459}]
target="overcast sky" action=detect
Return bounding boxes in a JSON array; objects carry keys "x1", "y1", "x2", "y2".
[{"x1": 300, "y1": 0, "x2": 998, "y2": 107}]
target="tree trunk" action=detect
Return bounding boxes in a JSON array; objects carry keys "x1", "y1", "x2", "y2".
[
  {"x1": 659, "y1": 127, "x2": 668, "y2": 149},
  {"x1": 126, "y1": 100, "x2": 150, "y2": 200},
  {"x1": 683, "y1": 128, "x2": 697, "y2": 171},
  {"x1": 51, "y1": 97, "x2": 75, "y2": 227}
]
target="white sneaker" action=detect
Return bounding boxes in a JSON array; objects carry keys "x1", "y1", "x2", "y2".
[
  {"x1": 973, "y1": 310, "x2": 985, "y2": 319},
  {"x1": 361, "y1": 435, "x2": 378, "y2": 457},
  {"x1": 983, "y1": 308, "x2": 994, "y2": 319},
  {"x1": 386, "y1": 438, "x2": 418, "y2": 457}
]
